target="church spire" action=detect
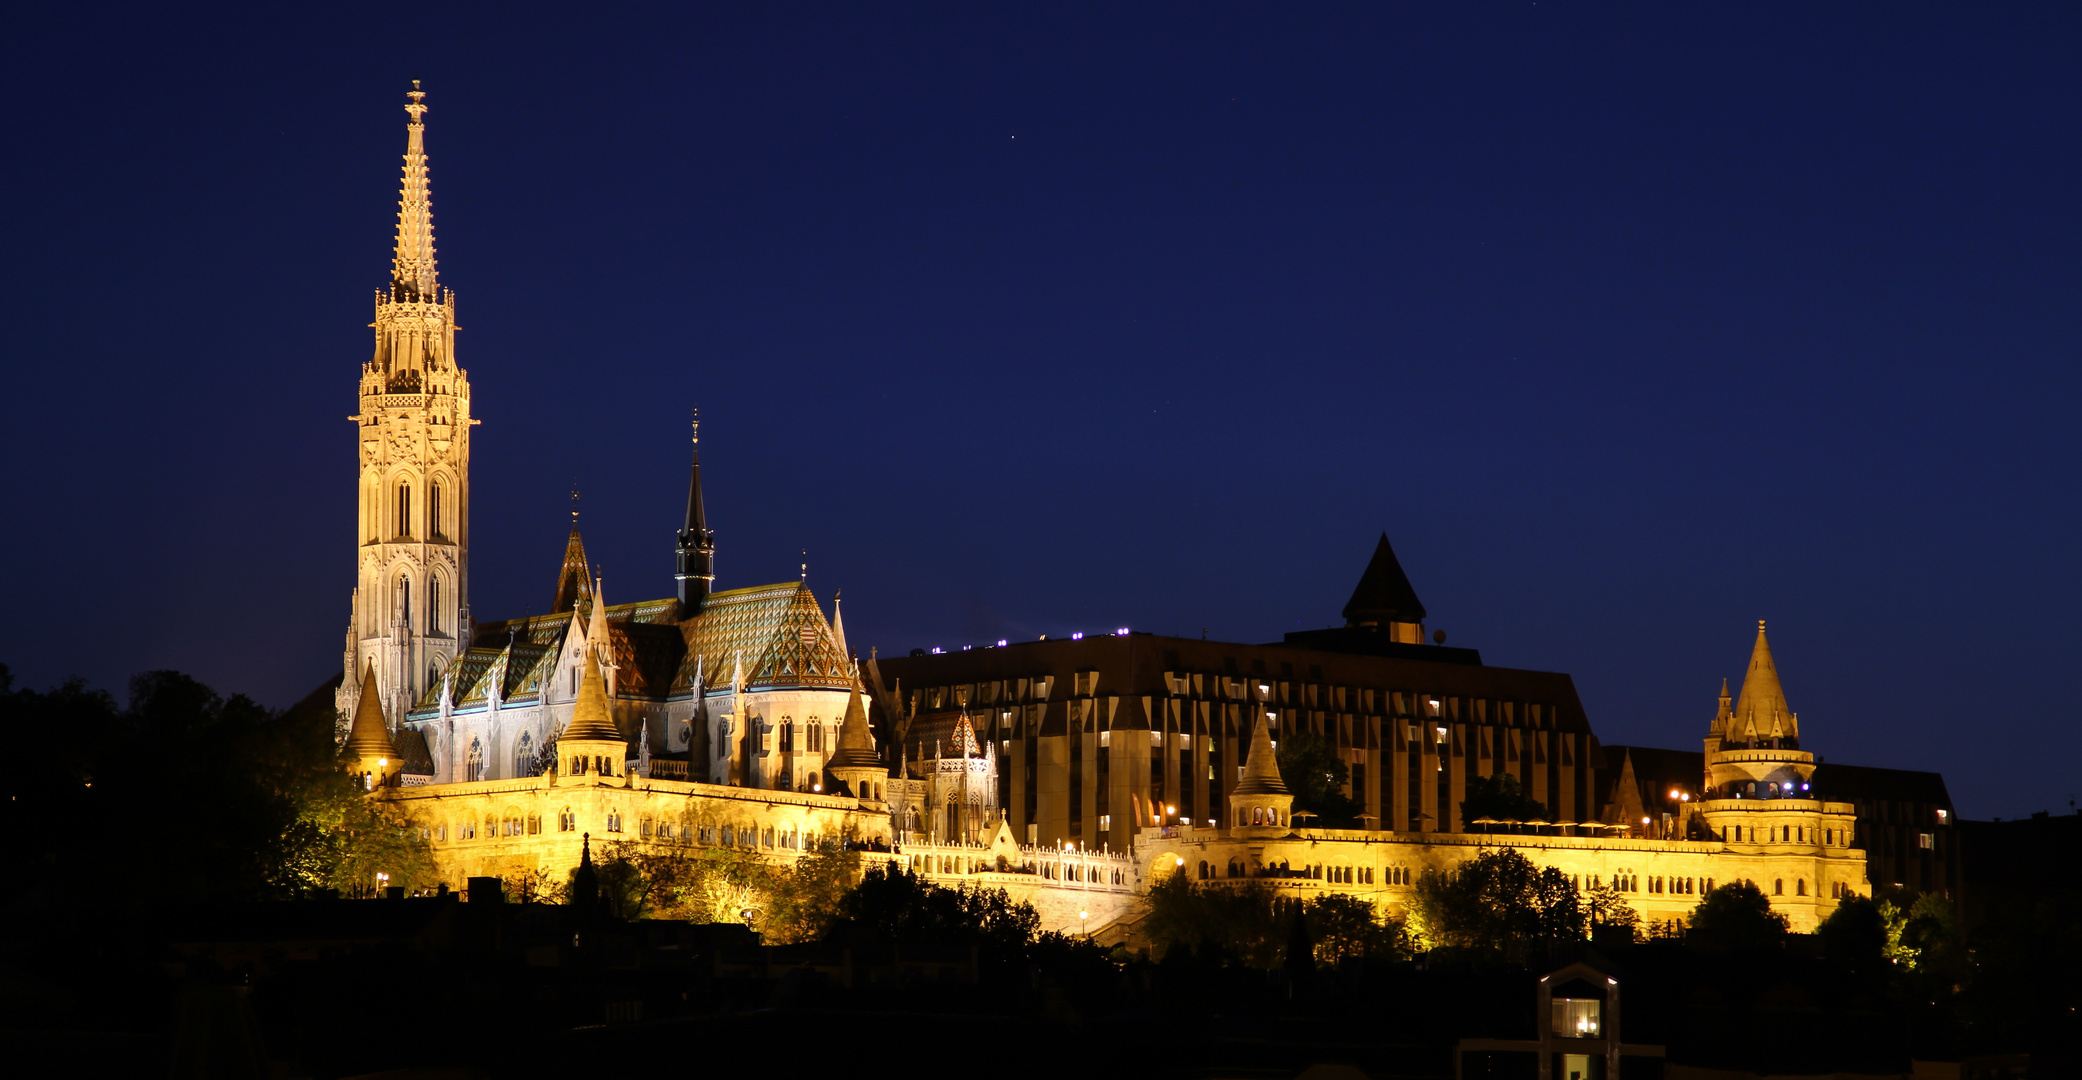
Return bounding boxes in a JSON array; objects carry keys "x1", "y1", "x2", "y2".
[
  {"x1": 551, "y1": 516, "x2": 593, "y2": 614},
  {"x1": 1731, "y1": 621, "x2": 1796, "y2": 746},
  {"x1": 391, "y1": 81, "x2": 437, "y2": 302},
  {"x1": 675, "y1": 409, "x2": 717, "y2": 618}
]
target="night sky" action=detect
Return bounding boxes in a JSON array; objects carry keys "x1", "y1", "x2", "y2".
[{"x1": 4, "y1": 5, "x2": 2076, "y2": 819}]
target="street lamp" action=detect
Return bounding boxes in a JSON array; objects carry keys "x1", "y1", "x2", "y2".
[{"x1": 1079, "y1": 910, "x2": 1089, "y2": 940}]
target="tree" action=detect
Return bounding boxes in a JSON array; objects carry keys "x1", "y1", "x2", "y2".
[
  {"x1": 1274, "y1": 732, "x2": 1363, "y2": 828},
  {"x1": 1143, "y1": 873, "x2": 1291, "y2": 968},
  {"x1": 1689, "y1": 880, "x2": 1789, "y2": 949},
  {"x1": 1305, "y1": 892, "x2": 1412, "y2": 965},
  {"x1": 760, "y1": 839, "x2": 861, "y2": 943},
  {"x1": 1413, "y1": 848, "x2": 1584, "y2": 961},
  {"x1": 1817, "y1": 895, "x2": 1889, "y2": 972},
  {"x1": 1460, "y1": 773, "x2": 1550, "y2": 824},
  {"x1": 1585, "y1": 879, "x2": 1641, "y2": 944}
]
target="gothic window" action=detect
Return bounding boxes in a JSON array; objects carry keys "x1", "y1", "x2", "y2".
[
  {"x1": 467, "y1": 737, "x2": 484, "y2": 781},
  {"x1": 429, "y1": 577, "x2": 442, "y2": 634},
  {"x1": 430, "y1": 482, "x2": 443, "y2": 540},
  {"x1": 515, "y1": 733, "x2": 534, "y2": 778},
  {"x1": 558, "y1": 808, "x2": 575, "y2": 832},
  {"x1": 397, "y1": 482, "x2": 413, "y2": 539},
  {"x1": 606, "y1": 811, "x2": 622, "y2": 833}
]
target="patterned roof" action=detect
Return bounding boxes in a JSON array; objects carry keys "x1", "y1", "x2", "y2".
[
  {"x1": 410, "y1": 581, "x2": 854, "y2": 718},
  {"x1": 394, "y1": 726, "x2": 435, "y2": 775},
  {"x1": 675, "y1": 582, "x2": 859, "y2": 695}
]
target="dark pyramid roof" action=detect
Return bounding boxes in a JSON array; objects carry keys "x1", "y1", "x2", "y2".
[
  {"x1": 343, "y1": 665, "x2": 396, "y2": 760},
  {"x1": 827, "y1": 689, "x2": 881, "y2": 770},
  {"x1": 1341, "y1": 532, "x2": 1427, "y2": 627},
  {"x1": 1232, "y1": 712, "x2": 1290, "y2": 796}
]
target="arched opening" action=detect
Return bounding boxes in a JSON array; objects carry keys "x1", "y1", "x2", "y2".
[
  {"x1": 396, "y1": 574, "x2": 412, "y2": 629},
  {"x1": 429, "y1": 481, "x2": 443, "y2": 540},
  {"x1": 466, "y1": 737, "x2": 483, "y2": 782},
  {"x1": 514, "y1": 732, "x2": 534, "y2": 778},
  {"x1": 397, "y1": 482, "x2": 413, "y2": 539}
]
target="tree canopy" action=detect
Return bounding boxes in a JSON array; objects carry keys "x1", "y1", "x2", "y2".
[
  {"x1": 1274, "y1": 731, "x2": 1363, "y2": 828},
  {"x1": 1412, "y1": 848, "x2": 1599, "y2": 961},
  {"x1": 1459, "y1": 773, "x2": 1549, "y2": 823}
]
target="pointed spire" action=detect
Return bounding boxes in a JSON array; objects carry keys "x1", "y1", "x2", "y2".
[
  {"x1": 1232, "y1": 711, "x2": 1290, "y2": 796},
  {"x1": 675, "y1": 409, "x2": 717, "y2": 619},
  {"x1": 1731, "y1": 620, "x2": 1794, "y2": 741},
  {"x1": 827, "y1": 688, "x2": 879, "y2": 769},
  {"x1": 344, "y1": 663, "x2": 398, "y2": 759},
  {"x1": 830, "y1": 593, "x2": 849, "y2": 658},
  {"x1": 950, "y1": 711, "x2": 980, "y2": 758},
  {"x1": 563, "y1": 650, "x2": 621, "y2": 741},
  {"x1": 1712, "y1": 677, "x2": 1733, "y2": 734},
  {"x1": 588, "y1": 577, "x2": 611, "y2": 658},
  {"x1": 391, "y1": 81, "x2": 437, "y2": 302},
  {"x1": 1341, "y1": 532, "x2": 1427, "y2": 628},
  {"x1": 551, "y1": 525, "x2": 593, "y2": 614}
]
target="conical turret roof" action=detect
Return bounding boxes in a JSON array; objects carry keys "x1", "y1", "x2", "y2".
[
  {"x1": 1342, "y1": 533, "x2": 1427, "y2": 627},
  {"x1": 1232, "y1": 712, "x2": 1290, "y2": 796},
  {"x1": 344, "y1": 664, "x2": 397, "y2": 760},
  {"x1": 1731, "y1": 621, "x2": 1795, "y2": 738},
  {"x1": 826, "y1": 688, "x2": 880, "y2": 770},
  {"x1": 563, "y1": 650, "x2": 622, "y2": 741}
]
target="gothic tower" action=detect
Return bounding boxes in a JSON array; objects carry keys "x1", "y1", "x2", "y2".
[
  {"x1": 674, "y1": 412, "x2": 716, "y2": 619},
  {"x1": 338, "y1": 82, "x2": 473, "y2": 740}
]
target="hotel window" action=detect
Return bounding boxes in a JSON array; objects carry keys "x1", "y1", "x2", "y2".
[
  {"x1": 1918, "y1": 832, "x2": 1934, "y2": 849},
  {"x1": 1098, "y1": 731, "x2": 1110, "y2": 748},
  {"x1": 1099, "y1": 814, "x2": 1111, "y2": 831}
]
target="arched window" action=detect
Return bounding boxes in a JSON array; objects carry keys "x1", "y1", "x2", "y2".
[
  {"x1": 466, "y1": 737, "x2": 483, "y2": 782},
  {"x1": 396, "y1": 575, "x2": 412, "y2": 629},
  {"x1": 429, "y1": 481, "x2": 442, "y2": 540},
  {"x1": 1773, "y1": 878, "x2": 1784, "y2": 895},
  {"x1": 428, "y1": 577, "x2": 442, "y2": 634},
  {"x1": 514, "y1": 732, "x2": 534, "y2": 778},
  {"x1": 397, "y1": 482, "x2": 413, "y2": 538},
  {"x1": 558, "y1": 807, "x2": 574, "y2": 832}
]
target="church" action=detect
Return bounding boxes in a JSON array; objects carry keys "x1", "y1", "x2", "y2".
[{"x1": 335, "y1": 85, "x2": 1955, "y2": 938}]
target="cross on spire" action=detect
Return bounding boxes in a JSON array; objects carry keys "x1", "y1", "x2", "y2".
[{"x1": 391, "y1": 81, "x2": 437, "y2": 301}]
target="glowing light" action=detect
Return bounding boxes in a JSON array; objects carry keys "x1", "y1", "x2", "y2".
[
  {"x1": 1166, "y1": 805, "x2": 1176, "y2": 815},
  {"x1": 1642, "y1": 817, "x2": 1651, "y2": 824},
  {"x1": 1115, "y1": 627, "x2": 1129, "y2": 636},
  {"x1": 1175, "y1": 857, "x2": 1185, "y2": 867},
  {"x1": 930, "y1": 647, "x2": 944, "y2": 654},
  {"x1": 996, "y1": 639, "x2": 1007, "y2": 647},
  {"x1": 1071, "y1": 632, "x2": 1084, "y2": 640}
]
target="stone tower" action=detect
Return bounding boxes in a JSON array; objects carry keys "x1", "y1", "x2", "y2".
[{"x1": 338, "y1": 81, "x2": 473, "y2": 741}]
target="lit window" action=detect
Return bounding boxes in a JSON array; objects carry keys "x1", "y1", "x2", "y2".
[
  {"x1": 1918, "y1": 832, "x2": 1934, "y2": 850},
  {"x1": 1550, "y1": 997, "x2": 1601, "y2": 1037}
]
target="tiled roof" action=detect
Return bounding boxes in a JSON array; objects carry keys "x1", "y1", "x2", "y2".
[
  {"x1": 394, "y1": 726, "x2": 435, "y2": 775},
  {"x1": 410, "y1": 582, "x2": 854, "y2": 718},
  {"x1": 674, "y1": 582, "x2": 859, "y2": 695}
]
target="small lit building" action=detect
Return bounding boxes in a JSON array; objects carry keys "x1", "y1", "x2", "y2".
[{"x1": 1455, "y1": 960, "x2": 1665, "y2": 1080}]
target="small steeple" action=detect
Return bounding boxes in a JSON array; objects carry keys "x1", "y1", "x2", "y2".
[
  {"x1": 391, "y1": 81, "x2": 437, "y2": 302},
  {"x1": 830, "y1": 592, "x2": 849, "y2": 658},
  {"x1": 551, "y1": 521, "x2": 593, "y2": 615},
  {"x1": 1731, "y1": 620, "x2": 1796, "y2": 744},
  {"x1": 1233, "y1": 712, "x2": 1290, "y2": 796},
  {"x1": 343, "y1": 664, "x2": 401, "y2": 788},
  {"x1": 675, "y1": 409, "x2": 717, "y2": 619},
  {"x1": 1228, "y1": 710, "x2": 1295, "y2": 834},
  {"x1": 563, "y1": 650, "x2": 622, "y2": 742},
  {"x1": 1342, "y1": 533, "x2": 1428, "y2": 639},
  {"x1": 1711, "y1": 677, "x2": 1733, "y2": 734},
  {"x1": 827, "y1": 689, "x2": 879, "y2": 770},
  {"x1": 345, "y1": 663, "x2": 398, "y2": 759}
]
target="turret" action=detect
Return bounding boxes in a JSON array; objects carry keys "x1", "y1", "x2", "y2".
[
  {"x1": 559, "y1": 651, "x2": 627, "y2": 786},
  {"x1": 825, "y1": 689, "x2": 883, "y2": 802},
  {"x1": 343, "y1": 664, "x2": 402, "y2": 790},
  {"x1": 674, "y1": 411, "x2": 716, "y2": 619},
  {"x1": 1228, "y1": 711, "x2": 1294, "y2": 835}
]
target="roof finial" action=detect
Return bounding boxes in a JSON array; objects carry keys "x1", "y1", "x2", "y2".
[
  {"x1": 571, "y1": 482, "x2": 581, "y2": 525},
  {"x1": 691, "y1": 406, "x2": 700, "y2": 445},
  {"x1": 801, "y1": 550, "x2": 808, "y2": 581}
]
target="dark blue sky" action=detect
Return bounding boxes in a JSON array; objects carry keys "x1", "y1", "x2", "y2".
[{"x1": 4, "y1": 4, "x2": 2076, "y2": 818}]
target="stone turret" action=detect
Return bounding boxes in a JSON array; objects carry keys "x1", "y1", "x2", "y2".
[
  {"x1": 343, "y1": 664, "x2": 402, "y2": 790},
  {"x1": 559, "y1": 651, "x2": 626, "y2": 786},
  {"x1": 1228, "y1": 711, "x2": 1294, "y2": 836},
  {"x1": 825, "y1": 689, "x2": 883, "y2": 802}
]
